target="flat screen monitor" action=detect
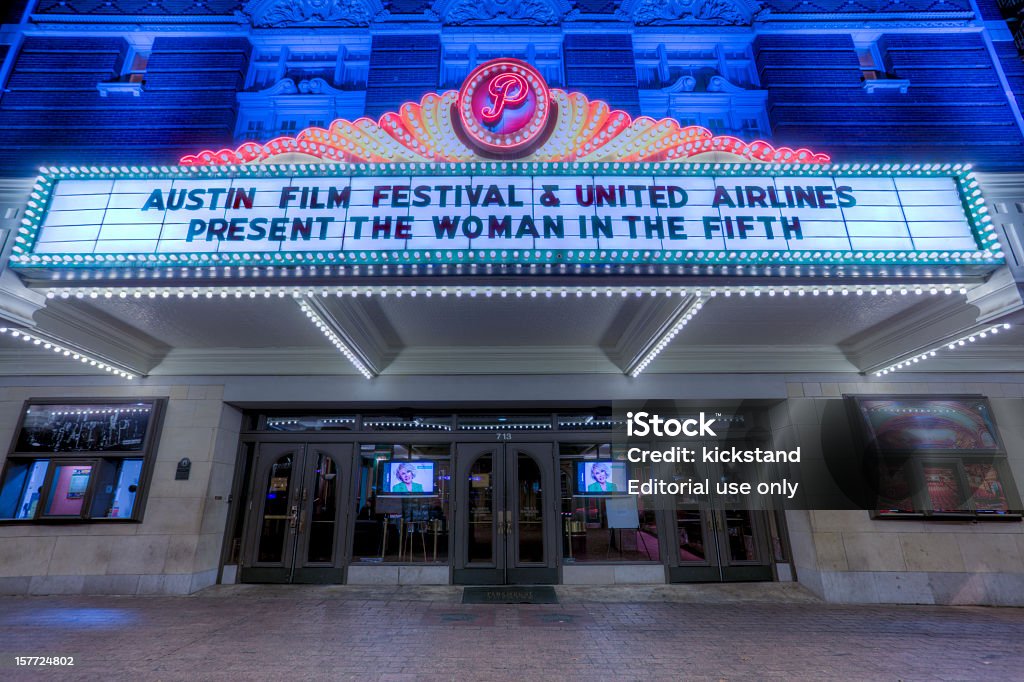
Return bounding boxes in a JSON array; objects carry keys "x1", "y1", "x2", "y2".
[
  {"x1": 380, "y1": 461, "x2": 435, "y2": 495},
  {"x1": 851, "y1": 397, "x2": 1001, "y2": 454},
  {"x1": 575, "y1": 460, "x2": 628, "y2": 495}
]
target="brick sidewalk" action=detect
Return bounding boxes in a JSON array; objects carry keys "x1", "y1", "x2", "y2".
[{"x1": 1, "y1": 586, "x2": 1021, "y2": 680}]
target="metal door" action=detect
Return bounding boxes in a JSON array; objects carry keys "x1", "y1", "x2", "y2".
[
  {"x1": 240, "y1": 442, "x2": 352, "y2": 583},
  {"x1": 667, "y1": 454, "x2": 774, "y2": 582},
  {"x1": 453, "y1": 443, "x2": 558, "y2": 585}
]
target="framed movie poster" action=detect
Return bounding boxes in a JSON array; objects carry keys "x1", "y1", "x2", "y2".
[
  {"x1": 874, "y1": 461, "x2": 918, "y2": 517},
  {"x1": 14, "y1": 401, "x2": 159, "y2": 454},
  {"x1": 922, "y1": 464, "x2": 968, "y2": 514},
  {"x1": 963, "y1": 462, "x2": 1011, "y2": 514},
  {"x1": 851, "y1": 397, "x2": 1001, "y2": 454}
]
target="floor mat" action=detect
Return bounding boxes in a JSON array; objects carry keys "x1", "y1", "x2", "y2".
[{"x1": 462, "y1": 585, "x2": 558, "y2": 604}]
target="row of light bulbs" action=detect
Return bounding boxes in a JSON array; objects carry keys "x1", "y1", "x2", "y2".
[
  {"x1": 874, "y1": 323, "x2": 1013, "y2": 376},
  {"x1": 0, "y1": 327, "x2": 137, "y2": 379},
  {"x1": 295, "y1": 299, "x2": 374, "y2": 379},
  {"x1": 42, "y1": 284, "x2": 972, "y2": 300},
  {"x1": 630, "y1": 298, "x2": 706, "y2": 378}
]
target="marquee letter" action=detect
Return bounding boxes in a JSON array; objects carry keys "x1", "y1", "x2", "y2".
[{"x1": 142, "y1": 189, "x2": 164, "y2": 212}]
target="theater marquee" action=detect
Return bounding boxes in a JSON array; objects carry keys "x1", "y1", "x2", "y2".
[
  {"x1": 9, "y1": 163, "x2": 1001, "y2": 274},
  {"x1": 8, "y1": 58, "x2": 1003, "y2": 280}
]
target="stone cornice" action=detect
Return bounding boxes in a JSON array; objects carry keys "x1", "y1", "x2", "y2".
[
  {"x1": 0, "y1": 341, "x2": 1019, "y2": 377},
  {"x1": 655, "y1": 344, "x2": 857, "y2": 372}
]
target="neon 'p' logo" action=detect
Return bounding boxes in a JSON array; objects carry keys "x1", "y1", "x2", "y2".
[
  {"x1": 480, "y1": 73, "x2": 530, "y2": 125},
  {"x1": 458, "y1": 59, "x2": 551, "y2": 153}
]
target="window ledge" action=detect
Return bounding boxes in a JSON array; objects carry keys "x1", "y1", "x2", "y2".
[
  {"x1": 862, "y1": 79, "x2": 910, "y2": 94},
  {"x1": 97, "y1": 81, "x2": 144, "y2": 98}
]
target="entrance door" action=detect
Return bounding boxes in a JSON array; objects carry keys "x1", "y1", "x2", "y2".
[
  {"x1": 240, "y1": 442, "x2": 352, "y2": 583},
  {"x1": 453, "y1": 443, "x2": 558, "y2": 585},
  {"x1": 667, "y1": 456, "x2": 774, "y2": 582}
]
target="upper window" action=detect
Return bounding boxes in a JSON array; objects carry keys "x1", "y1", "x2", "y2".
[
  {"x1": 124, "y1": 50, "x2": 148, "y2": 85},
  {"x1": 856, "y1": 44, "x2": 887, "y2": 81},
  {"x1": 97, "y1": 45, "x2": 148, "y2": 97},
  {"x1": 636, "y1": 43, "x2": 758, "y2": 90},
  {"x1": 441, "y1": 42, "x2": 563, "y2": 89},
  {"x1": 855, "y1": 41, "x2": 910, "y2": 93},
  {"x1": 0, "y1": 399, "x2": 165, "y2": 522}
]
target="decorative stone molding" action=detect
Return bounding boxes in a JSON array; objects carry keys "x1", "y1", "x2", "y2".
[
  {"x1": 663, "y1": 75, "x2": 698, "y2": 92},
  {"x1": 659, "y1": 73, "x2": 760, "y2": 95},
  {"x1": 707, "y1": 75, "x2": 748, "y2": 93},
  {"x1": 619, "y1": 0, "x2": 766, "y2": 26},
  {"x1": 240, "y1": 0, "x2": 386, "y2": 27},
  {"x1": 251, "y1": 78, "x2": 350, "y2": 96},
  {"x1": 432, "y1": 0, "x2": 573, "y2": 26}
]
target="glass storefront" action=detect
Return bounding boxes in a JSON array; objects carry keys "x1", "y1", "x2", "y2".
[
  {"x1": 559, "y1": 444, "x2": 661, "y2": 564},
  {"x1": 351, "y1": 444, "x2": 451, "y2": 565},
  {"x1": 231, "y1": 410, "x2": 781, "y2": 585}
]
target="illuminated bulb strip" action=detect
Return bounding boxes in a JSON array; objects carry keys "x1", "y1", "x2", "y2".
[
  {"x1": 295, "y1": 298, "x2": 374, "y2": 379},
  {"x1": 627, "y1": 297, "x2": 705, "y2": 378},
  {"x1": 872, "y1": 323, "x2": 1013, "y2": 376},
  {"x1": 41, "y1": 284, "x2": 973, "y2": 300},
  {"x1": 0, "y1": 326, "x2": 138, "y2": 379},
  {"x1": 179, "y1": 88, "x2": 830, "y2": 166}
]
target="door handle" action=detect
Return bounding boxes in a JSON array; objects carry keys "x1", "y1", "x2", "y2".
[
  {"x1": 288, "y1": 505, "x2": 298, "y2": 529},
  {"x1": 297, "y1": 488, "x2": 307, "y2": 535}
]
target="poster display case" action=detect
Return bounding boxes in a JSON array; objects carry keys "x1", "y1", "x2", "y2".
[
  {"x1": 847, "y1": 396, "x2": 1020, "y2": 519},
  {"x1": 0, "y1": 399, "x2": 166, "y2": 522}
]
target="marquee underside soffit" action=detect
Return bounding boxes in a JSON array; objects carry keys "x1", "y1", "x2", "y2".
[{"x1": 1, "y1": 281, "x2": 1022, "y2": 378}]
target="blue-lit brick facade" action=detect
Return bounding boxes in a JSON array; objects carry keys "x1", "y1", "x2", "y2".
[{"x1": 0, "y1": 0, "x2": 1020, "y2": 175}]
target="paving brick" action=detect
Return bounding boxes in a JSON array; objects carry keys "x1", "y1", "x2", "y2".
[{"x1": 0, "y1": 586, "x2": 1022, "y2": 679}]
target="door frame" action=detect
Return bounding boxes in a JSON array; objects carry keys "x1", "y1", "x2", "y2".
[
  {"x1": 239, "y1": 442, "x2": 353, "y2": 584},
  {"x1": 452, "y1": 442, "x2": 558, "y2": 585}
]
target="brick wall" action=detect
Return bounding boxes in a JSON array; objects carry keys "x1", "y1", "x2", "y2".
[
  {"x1": 754, "y1": 33, "x2": 1024, "y2": 170},
  {"x1": 563, "y1": 34, "x2": 641, "y2": 117},
  {"x1": 363, "y1": 34, "x2": 440, "y2": 118},
  {"x1": 0, "y1": 36, "x2": 250, "y2": 174}
]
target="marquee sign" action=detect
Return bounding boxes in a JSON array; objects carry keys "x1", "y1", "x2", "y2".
[
  {"x1": 179, "y1": 58, "x2": 829, "y2": 167},
  {"x1": 9, "y1": 162, "x2": 1002, "y2": 276},
  {"x1": 7, "y1": 58, "x2": 1003, "y2": 280}
]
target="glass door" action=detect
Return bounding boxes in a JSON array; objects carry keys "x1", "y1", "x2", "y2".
[
  {"x1": 241, "y1": 442, "x2": 352, "y2": 583},
  {"x1": 667, "y1": 456, "x2": 774, "y2": 582},
  {"x1": 453, "y1": 443, "x2": 557, "y2": 585}
]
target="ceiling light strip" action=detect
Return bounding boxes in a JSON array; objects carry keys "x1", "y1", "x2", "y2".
[
  {"x1": 626, "y1": 296, "x2": 706, "y2": 378},
  {"x1": 0, "y1": 326, "x2": 139, "y2": 379},
  {"x1": 871, "y1": 323, "x2": 1013, "y2": 376},
  {"x1": 41, "y1": 284, "x2": 972, "y2": 300},
  {"x1": 295, "y1": 297, "x2": 374, "y2": 379}
]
